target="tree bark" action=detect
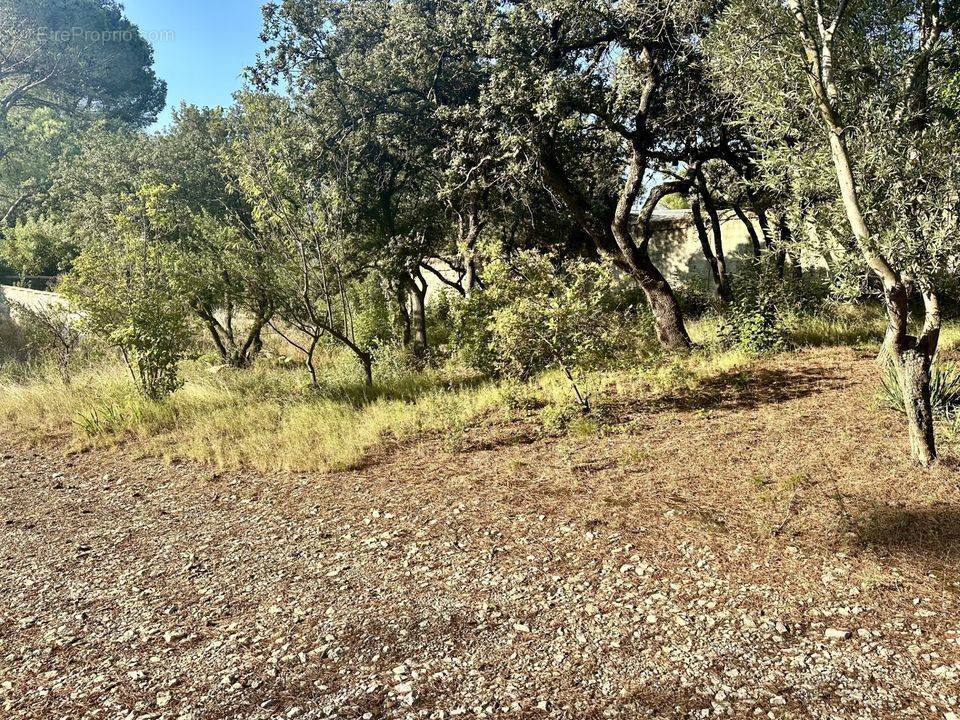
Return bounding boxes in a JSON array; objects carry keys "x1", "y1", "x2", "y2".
[
  {"x1": 463, "y1": 253, "x2": 478, "y2": 295},
  {"x1": 896, "y1": 348, "x2": 936, "y2": 466},
  {"x1": 395, "y1": 282, "x2": 411, "y2": 346},
  {"x1": 691, "y1": 196, "x2": 728, "y2": 301},
  {"x1": 360, "y1": 352, "x2": 373, "y2": 388},
  {"x1": 536, "y1": 105, "x2": 691, "y2": 352},
  {"x1": 733, "y1": 203, "x2": 763, "y2": 257},
  {"x1": 634, "y1": 265, "x2": 693, "y2": 351},
  {"x1": 787, "y1": 0, "x2": 939, "y2": 464},
  {"x1": 407, "y1": 274, "x2": 428, "y2": 356},
  {"x1": 605, "y1": 148, "x2": 692, "y2": 351},
  {"x1": 698, "y1": 178, "x2": 732, "y2": 301},
  {"x1": 196, "y1": 304, "x2": 269, "y2": 369},
  {"x1": 774, "y1": 215, "x2": 791, "y2": 279}
]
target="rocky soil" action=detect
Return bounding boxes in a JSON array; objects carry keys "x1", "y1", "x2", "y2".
[{"x1": 2, "y1": 348, "x2": 960, "y2": 719}]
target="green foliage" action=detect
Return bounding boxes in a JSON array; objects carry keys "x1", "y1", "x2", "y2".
[
  {"x1": 451, "y1": 252, "x2": 648, "y2": 379},
  {"x1": 229, "y1": 93, "x2": 373, "y2": 385},
  {"x1": 0, "y1": 107, "x2": 77, "y2": 230},
  {"x1": 0, "y1": 1, "x2": 166, "y2": 228},
  {"x1": 880, "y1": 360, "x2": 960, "y2": 421},
  {"x1": 1, "y1": 216, "x2": 74, "y2": 281},
  {"x1": 370, "y1": 343, "x2": 425, "y2": 381},
  {"x1": 0, "y1": 0, "x2": 166, "y2": 128},
  {"x1": 61, "y1": 186, "x2": 193, "y2": 400},
  {"x1": 661, "y1": 193, "x2": 691, "y2": 210},
  {"x1": 351, "y1": 276, "x2": 396, "y2": 352},
  {"x1": 539, "y1": 400, "x2": 597, "y2": 436},
  {"x1": 719, "y1": 258, "x2": 790, "y2": 354},
  {"x1": 448, "y1": 289, "x2": 502, "y2": 376},
  {"x1": 76, "y1": 401, "x2": 138, "y2": 438},
  {"x1": 708, "y1": 0, "x2": 960, "y2": 303}
]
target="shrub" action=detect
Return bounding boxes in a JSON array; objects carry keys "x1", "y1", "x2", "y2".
[
  {"x1": 370, "y1": 342, "x2": 424, "y2": 380},
  {"x1": 0, "y1": 311, "x2": 28, "y2": 365},
  {"x1": 0, "y1": 216, "x2": 75, "y2": 283},
  {"x1": 719, "y1": 256, "x2": 790, "y2": 354},
  {"x1": 448, "y1": 287, "x2": 501, "y2": 376},
  {"x1": 9, "y1": 301, "x2": 83, "y2": 382},
  {"x1": 451, "y1": 252, "x2": 648, "y2": 380},
  {"x1": 60, "y1": 188, "x2": 193, "y2": 400},
  {"x1": 351, "y1": 275, "x2": 395, "y2": 351}
]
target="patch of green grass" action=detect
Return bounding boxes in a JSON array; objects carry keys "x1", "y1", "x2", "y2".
[
  {"x1": 787, "y1": 303, "x2": 887, "y2": 348},
  {"x1": 878, "y1": 359, "x2": 960, "y2": 420}
]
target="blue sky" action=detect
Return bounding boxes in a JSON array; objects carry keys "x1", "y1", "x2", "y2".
[{"x1": 122, "y1": 0, "x2": 267, "y2": 130}]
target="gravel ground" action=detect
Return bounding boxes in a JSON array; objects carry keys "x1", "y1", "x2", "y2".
[{"x1": 2, "y1": 348, "x2": 960, "y2": 719}]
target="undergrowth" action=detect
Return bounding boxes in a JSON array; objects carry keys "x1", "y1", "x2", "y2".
[
  {"x1": 0, "y1": 339, "x2": 751, "y2": 472},
  {"x1": 1, "y1": 301, "x2": 941, "y2": 473}
]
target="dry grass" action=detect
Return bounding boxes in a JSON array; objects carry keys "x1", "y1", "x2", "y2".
[
  {"x1": 0, "y1": 335, "x2": 757, "y2": 473},
  {"x1": 2, "y1": 303, "x2": 958, "y2": 478},
  {"x1": 0, "y1": 358, "x2": 503, "y2": 472}
]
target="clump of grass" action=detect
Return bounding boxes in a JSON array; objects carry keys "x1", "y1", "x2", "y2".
[{"x1": 788, "y1": 304, "x2": 886, "y2": 348}]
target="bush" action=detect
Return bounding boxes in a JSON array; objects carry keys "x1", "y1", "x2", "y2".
[
  {"x1": 9, "y1": 301, "x2": 83, "y2": 381},
  {"x1": 0, "y1": 215, "x2": 75, "y2": 282},
  {"x1": 449, "y1": 288, "x2": 502, "y2": 376},
  {"x1": 0, "y1": 310, "x2": 28, "y2": 365},
  {"x1": 370, "y1": 342, "x2": 424, "y2": 380},
  {"x1": 450, "y1": 252, "x2": 649, "y2": 380},
  {"x1": 351, "y1": 275, "x2": 395, "y2": 351},
  {"x1": 719, "y1": 256, "x2": 790, "y2": 354},
  {"x1": 60, "y1": 189, "x2": 193, "y2": 400}
]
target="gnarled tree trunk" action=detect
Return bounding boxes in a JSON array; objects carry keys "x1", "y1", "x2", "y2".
[
  {"x1": 732, "y1": 203, "x2": 763, "y2": 257},
  {"x1": 788, "y1": 0, "x2": 941, "y2": 464},
  {"x1": 696, "y1": 177, "x2": 732, "y2": 301},
  {"x1": 895, "y1": 347, "x2": 936, "y2": 465},
  {"x1": 404, "y1": 270, "x2": 428, "y2": 357},
  {"x1": 632, "y1": 264, "x2": 693, "y2": 351}
]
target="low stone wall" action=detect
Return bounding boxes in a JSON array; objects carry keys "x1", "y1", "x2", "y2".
[{"x1": 0, "y1": 285, "x2": 68, "y2": 320}]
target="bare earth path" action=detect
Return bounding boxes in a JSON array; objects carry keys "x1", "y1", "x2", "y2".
[{"x1": 2, "y1": 348, "x2": 960, "y2": 719}]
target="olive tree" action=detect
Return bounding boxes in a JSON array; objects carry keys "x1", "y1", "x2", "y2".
[
  {"x1": 710, "y1": 0, "x2": 959, "y2": 464},
  {"x1": 254, "y1": 0, "x2": 456, "y2": 358},
  {"x1": 161, "y1": 105, "x2": 274, "y2": 368},
  {"x1": 471, "y1": 0, "x2": 730, "y2": 351}
]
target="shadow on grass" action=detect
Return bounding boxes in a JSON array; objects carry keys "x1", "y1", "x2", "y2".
[
  {"x1": 854, "y1": 498, "x2": 960, "y2": 555},
  {"x1": 634, "y1": 365, "x2": 850, "y2": 415},
  {"x1": 306, "y1": 373, "x2": 491, "y2": 408}
]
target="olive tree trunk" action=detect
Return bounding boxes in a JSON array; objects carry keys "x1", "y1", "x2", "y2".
[
  {"x1": 787, "y1": 0, "x2": 940, "y2": 464},
  {"x1": 692, "y1": 197, "x2": 727, "y2": 301},
  {"x1": 635, "y1": 268, "x2": 693, "y2": 351},
  {"x1": 895, "y1": 347, "x2": 936, "y2": 465}
]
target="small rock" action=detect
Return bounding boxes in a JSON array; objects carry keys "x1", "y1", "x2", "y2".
[{"x1": 824, "y1": 628, "x2": 851, "y2": 640}]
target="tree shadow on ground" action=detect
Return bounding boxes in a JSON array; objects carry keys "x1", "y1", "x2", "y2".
[
  {"x1": 614, "y1": 365, "x2": 850, "y2": 417},
  {"x1": 310, "y1": 373, "x2": 490, "y2": 407},
  {"x1": 853, "y1": 496, "x2": 960, "y2": 557}
]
